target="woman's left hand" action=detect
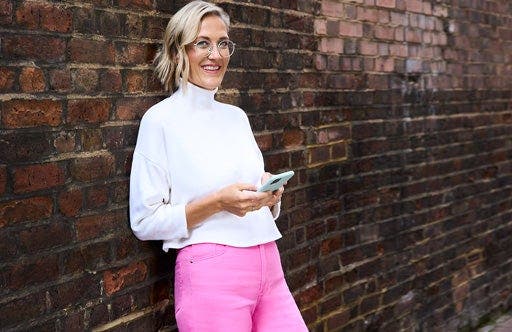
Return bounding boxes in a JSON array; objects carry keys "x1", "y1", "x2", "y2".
[{"x1": 259, "y1": 172, "x2": 284, "y2": 208}]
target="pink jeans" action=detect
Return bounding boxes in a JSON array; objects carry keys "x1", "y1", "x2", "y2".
[{"x1": 174, "y1": 241, "x2": 307, "y2": 331}]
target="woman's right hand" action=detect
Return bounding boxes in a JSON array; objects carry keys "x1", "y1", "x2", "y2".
[{"x1": 215, "y1": 183, "x2": 268, "y2": 217}]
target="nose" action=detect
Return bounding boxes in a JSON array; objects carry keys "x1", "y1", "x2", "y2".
[{"x1": 207, "y1": 44, "x2": 222, "y2": 59}]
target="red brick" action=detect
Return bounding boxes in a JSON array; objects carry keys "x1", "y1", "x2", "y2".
[
  {"x1": 377, "y1": 0, "x2": 396, "y2": 8},
  {"x1": 0, "y1": 67, "x2": 15, "y2": 91},
  {"x1": 375, "y1": 26, "x2": 395, "y2": 40},
  {"x1": 0, "y1": 0, "x2": 13, "y2": 25},
  {"x1": 339, "y1": 21, "x2": 363, "y2": 37},
  {"x1": 0, "y1": 165, "x2": 6, "y2": 196},
  {"x1": 0, "y1": 292, "x2": 47, "y2": 327},
  {"x1": 86, "y1": 185, "x2": 109, "y2": 209},
  {"x1": 103, "y1": 261, "x2": 148, "y2": 296},
  {"x1": 67, "y1": 99, "x2": 110, "y2": 124},
  {"x1": 115, "y1": 97, "x2": 157, "y2": 120},
  {"x1": 321, "y1": 0, "x2": 343, "y2": 17},
  {"x1": 360, "y1": 40, "x2": 378, "y2": 55},
  {"x1": 54, "y1": 131, "x2": 76, "y2": 153},
  {"x1": 49, "y1": 68, "x2": 72, "y2": 92},
  {"x1": 2, "y1": 35, "x2": 66, "y2": 63},
  {"x1": 72, "y1": 68, "x2": 99, "y2": 93},
  {"x1": 255, "y1": 133, "x2": 273, "y2": 152},
  {"x1": 13, "y1": 163, "x2": 65, "y2": 193},
  {"x1": 75, "y1": 212, "x2": 117, "y2": 241},
  {"x1": 18, "y1": 221, "x2": 74, "y2": 253},
  {"x1": 125, "y1": 70, "x2": 145, "y2": 93},
  {"x1": 319, "y1": 37, "x2": 343, "y2": 53},
  {"x1": 118, "y1": 0, "x2": 153, "y2": 9},
  {"x1": 81, "y1": 128, "x2": 103, "y2": 151},
  {"x1": 58, "y1": 188, "x2": 83, "y2": 217},
  {"x1": 70, "y1": 154, "x2": 115, "y2": 182},
  {"x1": 69, "y1": 38, "x2": 115, "y2": 65},
  {"x1": 307, "y1": 145, "x2": 330, "y2": 166},
  {"x1": 19, "y1": 67, "x2": 46, "y2": 92},
  {"x1": 116, "y1": 42, "x2": 150, "y2": 65},
  {"x1": 100, "y1": 69, "x2": 122, "y2": 92},
  {"x1": 357, "y1": 7, "x2": 378, "y2": 22},
  {"x1": 283, "y1": 129, "x2": 305, "y2": 148},
  {"x1": 6, "y1": 255, "x2": 59, "y2": 291},
  {"x1": 406, "y1": 0, "x2": 423, "y2": 13},
  {"x1": 0, "y1": 196, "x2": 53, "y2": 228},
  {"x1": 2, "y1": 99, "x2": 62, "y2": 128},
  {"x1": 16, "y1": 1, "x2": 72, "y2": 32}
]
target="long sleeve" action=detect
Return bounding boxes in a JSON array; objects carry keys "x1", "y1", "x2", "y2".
[{"x1": 129, "y1": 151, "x2": 189, "y2": 242}]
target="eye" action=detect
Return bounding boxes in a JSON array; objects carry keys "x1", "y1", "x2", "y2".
[
  {"x1": 195, "y1": 40, "x2": 210, "y2": 49},
  {"x1": 218, "y1": 40, "x2": 230, "y2": 49}
]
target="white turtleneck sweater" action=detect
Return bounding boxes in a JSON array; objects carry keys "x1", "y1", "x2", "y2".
[{"x1": 129, "y1": 82, "x2": 282, "y2": 251}]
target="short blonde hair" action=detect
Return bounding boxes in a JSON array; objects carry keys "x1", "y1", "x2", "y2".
[{"x1": 154, "y1": 1, "x2": 230, "y2": 92}]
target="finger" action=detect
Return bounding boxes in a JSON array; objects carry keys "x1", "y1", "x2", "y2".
[{"x1": 236, "y1": 183, "x2": 258, "y2": 192}]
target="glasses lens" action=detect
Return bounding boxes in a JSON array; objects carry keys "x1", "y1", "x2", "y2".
[{"x1": 218, "y1": 40, "x2": 235, "y2": 57}]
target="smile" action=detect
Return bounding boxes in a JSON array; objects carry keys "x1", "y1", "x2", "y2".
[{"x1": 202, "y1": 65, "x2": 221, "y2": 72}]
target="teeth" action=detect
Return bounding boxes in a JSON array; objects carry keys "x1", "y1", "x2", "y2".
[{"x1": 203, "y1": 66, "x2": 220, "y2": 70}]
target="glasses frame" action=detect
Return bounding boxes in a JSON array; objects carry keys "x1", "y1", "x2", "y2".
[{"x1": 192, "y1": 39, "x2": 236, "y2": 58}]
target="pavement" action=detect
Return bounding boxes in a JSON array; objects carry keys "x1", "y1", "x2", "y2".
[{"x1": 477, "y1": 312, "x2": 512, "y2": 332}]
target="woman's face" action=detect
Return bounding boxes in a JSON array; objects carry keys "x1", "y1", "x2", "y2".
[{"x1": 187, "y1": 15, "x2": 230, "y2": 90}]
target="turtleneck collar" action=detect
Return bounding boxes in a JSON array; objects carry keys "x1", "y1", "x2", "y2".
[{"x1": 176, "y1": 81, "x2": 217, "y2": 110}]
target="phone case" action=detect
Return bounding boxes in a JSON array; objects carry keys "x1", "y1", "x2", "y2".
[{"x1": 257, "y1": 171, "x2": 295, "y2": 192}]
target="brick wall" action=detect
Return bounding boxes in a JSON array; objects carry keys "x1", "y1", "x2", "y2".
[{"x1": 1, "y1": 0, "x2": 511, "y2": 331}]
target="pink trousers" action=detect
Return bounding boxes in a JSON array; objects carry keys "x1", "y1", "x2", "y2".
[{"x1": 174, "y1": 241, "x2": 308, "y2": 331}]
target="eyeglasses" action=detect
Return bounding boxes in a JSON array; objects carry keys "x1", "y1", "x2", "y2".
[{"x1": 192, "y1": 39, "x2": 236, "y2": 58}]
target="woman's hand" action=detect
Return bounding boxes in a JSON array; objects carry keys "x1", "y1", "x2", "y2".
[
  {"x1": 259, "y1": 172, "x2": 285, "y2": 208},
  {"x1": 215, "y1": 183, "x2": 271, "y2": 217}
]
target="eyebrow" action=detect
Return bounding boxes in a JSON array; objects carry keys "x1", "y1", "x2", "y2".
[{"x1": 196, "y1": 36, "x2": 230, "y2": 41}]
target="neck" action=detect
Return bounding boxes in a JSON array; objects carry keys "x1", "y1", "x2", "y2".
[{"x1": 177, "y1": 81, "x2": 217, "y2": 109}]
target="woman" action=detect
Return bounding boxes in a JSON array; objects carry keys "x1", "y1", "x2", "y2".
[{"x1": 129, "y1": 1, "x2": 307, "y2": 331}]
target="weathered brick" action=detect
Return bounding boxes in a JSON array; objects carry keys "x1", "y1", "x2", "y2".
[
  {"x1": 13, "y1": 163, "x2": 65, "y2": 193},
  {"x1": 5, "y1": 254, "x2": 59, "y2": 291},
  {"x1": 16, "y1": 1, "x2": 72, "y2": 32},
  {"x1": 2, "y1": 99, "x2": 62, "y2": 128},
  {"x1": 81, "y1": 128, "x2": 103, "y2": 151},
  {"x1": 75, "y1": 211, "x2": 118, "y2": 241},
  {"x1": 115, "y1": 97, "x2": 158, "y2": 120},
  {"x1": 54, "y1": 131, "x2": 76, "y2": 153},
  {"x1": 0, "y1": 292, "x2": 47, "y2": 328},
  {"x1": 86, "y1": 185, "x2": 109, "y2": 209},
  {"x1": 0, "y1": 0, "x2": 13, "y2": 25},
  {"x1": 72, "y1": 68, "x2": 99, "y2": 93},
  {"x1": 49, "y1": 68, "x2": 72, "y2": 92},
  {"x1": 125, "y1": 70, "x2": 146, "y2": 93},
  {"x1": 103, "y1": 261, "x2": 148, "y2": 296},
  {"x1": 118, "y1": 0, "x2": 153, "y2": 9},
  {"x1": 0, "y1": 66, "x2": 15, "y2": 91},
  {"x1": 0, "y1": 165, "x2": 6, "y2": 196},
  {"x1": 339, "y1": 21, "x2": 363, "y2": 37},
  {"x1": 70, "y1": 154, "x2": 115, "y2": 182},
  {"x1": 69, "y1": 38, "x2": 115, "y2": 65},
  {"x1": 19, "y1": 67, "x2": 46, "y2": 92},
  {"x1": 58, "y1": 188, "x2": 83, "y2": 217},
  {"x1": 100, "y1": 69, "x2": 122, "y2": 93},
  {"x1": 2, "y1": 35, "x2": 66, "y2": 63},
  {"x1": 0, "y1": 132, "x2": 51, "y2": 163},
  {"x1": 116, "y1": 42, "x2": 151, "y2": 65},
  {"x1": 376, "y1": 0, "x2": 396, "y2": 8},
  {"x1": 0, "y1": 196, "x2": 53, "y2": 227},
  {"x1": 18, "y1": 221, "x2": 74, "y2": 253},
  {"x1": 67, "y1": 99, "x2": 110, "y2": 124}
]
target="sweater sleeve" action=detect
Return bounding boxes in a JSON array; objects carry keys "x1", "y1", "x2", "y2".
[{"x1": 129, "y1": 113, "x2": 189, "y2": 242}]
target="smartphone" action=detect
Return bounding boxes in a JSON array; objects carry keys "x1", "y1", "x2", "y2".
[{"x1": 257, "y1": 171, "x2": 295, "y2": 192}]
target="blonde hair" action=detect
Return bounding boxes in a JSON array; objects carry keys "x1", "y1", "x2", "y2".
[{"x1": 154, "y1": 1, "x2": 230, "y2": 92}]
